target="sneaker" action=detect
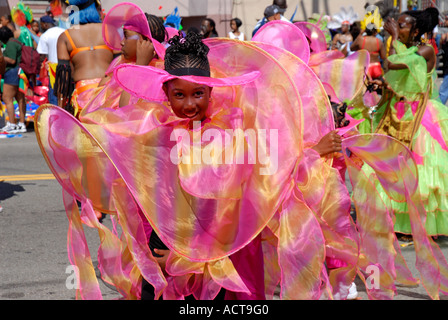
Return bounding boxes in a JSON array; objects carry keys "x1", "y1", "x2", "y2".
[
  {"x1": 333, "y1": 282, "x2": 358, "y2": 300},
  {"x1": 347, "y1": 282, "x2": 359, "y2": 300},
  {"x1": 1, "y1": 122, "x2": 18, "y2": 133},
  {"x1": 16, "y1": 122, "x2": 27, "y2": 133}
]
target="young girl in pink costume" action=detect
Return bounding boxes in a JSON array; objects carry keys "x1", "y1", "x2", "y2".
[
  {"x1": 112, "y1": 31, "x2": 355, "y2": 300},
  {"x1": 36, "y1": 20, "x2": 357, "y2": 299},
  {"x1": 35, "y1": 19, "x2": 448, "y2": 300}
]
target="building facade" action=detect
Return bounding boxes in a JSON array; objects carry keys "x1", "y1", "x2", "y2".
[
  {"x1": 5, "y1": 0, "x2": 447, "y2": 38},
  {"x1": 5, "y1": 0, "x2": 370, "y2": 38}
]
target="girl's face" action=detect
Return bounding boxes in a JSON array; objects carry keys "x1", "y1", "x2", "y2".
[
  {"x1": 230, "y1": 20, "x2": 237, "y2": 32},
  {"x1": 267, "y1": 13, "x2": 281, "y2": 22},
  {"x1": 0, "y1": 16, "x2": 7, "y2": 27},
  {"x1": 164, "y1": 78, "x2": 212, "y2": 123},
  {"x1": 120, "y1": 28, "x2": 142, "y2": 61},
  {"x1": 31, "y1": 22, "x2": 40, "y2": 33},
  {"x1": 397, "y1": 14, "x2": 418, "y2": 45},
  {"x1": 201, "y1": 20, "x2": 212, "y2": 35}
]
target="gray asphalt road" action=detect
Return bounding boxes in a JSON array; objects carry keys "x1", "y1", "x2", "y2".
[
  {"x1": 0, "y1": 125, "x2": 120, "y2": 300},
  {"x1": 1, "y1": 121, "x2": 448, "y2": 301}
]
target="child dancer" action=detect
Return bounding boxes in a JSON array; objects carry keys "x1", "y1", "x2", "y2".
[
  {"x1": 127, "y1": 32, "x2": 266, "y2": 300},
  {"x1": 37, "y1": 24, "x2": 448, "y2": 300},
  {"x1": 111, "y1": 31, "x2": 355, "y2": 300},
  {"x1": 37, "y1": 26, "x2": 352, "y2": 299}
]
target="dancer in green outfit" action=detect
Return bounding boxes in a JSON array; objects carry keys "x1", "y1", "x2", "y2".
[{"x1": 351, "y1": 8, "x2": 448, "y2": 240}]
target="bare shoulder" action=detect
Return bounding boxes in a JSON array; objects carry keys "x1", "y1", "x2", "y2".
[
  {"x1": 417, "y1": 44, "x2": 436, "y2": 71},
  {"x1": 75, "y1": 23, "x2": 103, "y2": 39},
  {"x1": 65, "y1": 23, "x2": 104, "y2": 44},
  {"x1": 57, "y1": 29, "x2": 67, "y2": 44},
  {"x1": 417, "y1": 44, "x2": 435, "y2": 59},
  {"x1": 57, "y1": 30, "x2": 70, "y2": 60},
  {"x1": 82, "y1": 23, "x2": 103, "y2": 32}
]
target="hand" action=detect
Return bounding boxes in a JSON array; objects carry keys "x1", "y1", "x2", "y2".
[
  {"x1": 368, "y1": 78, "x2": 384, "y2": 91},
  {"x1": 370, "y1": 77, "x2": 392, "y2": 91},
  {"x1": 153, "y1": 249, "x2": 170, "y2": 275},
  {"x1": 384, "y1": 17, "x2": 399, "y2": 40},
  {"x1": 136, "y1": 39, "x2": 155, "y2": 66},
  {"x1": 312, "y1": 130, "x2": 342, "y2": 157}
]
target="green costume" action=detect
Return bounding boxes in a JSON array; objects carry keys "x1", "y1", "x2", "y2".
[{"x1": 349, "y1": 41, "x2": 448, "y2": 235}]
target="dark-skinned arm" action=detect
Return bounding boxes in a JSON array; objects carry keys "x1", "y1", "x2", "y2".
[{"x1": 55, "y1": 33, "x2": 72, "y2": 109}]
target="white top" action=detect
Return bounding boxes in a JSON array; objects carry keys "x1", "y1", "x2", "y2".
[
  {"x1": 228, "y1": 31, "x2": 245, "y2": 41},
  {"x1": 37, "y1": 26, "x2": 66, "y2": 63}
]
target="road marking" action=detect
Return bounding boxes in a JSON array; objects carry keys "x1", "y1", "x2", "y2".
[{"x1": 0, "y1": 174, "x2": 56, "y2": 181}]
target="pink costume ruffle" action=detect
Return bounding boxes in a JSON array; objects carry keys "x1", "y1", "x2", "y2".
[
  {"x1": 102, "y1": 2, "x2": 166, "y2": 59},
  {"x1": 248, "y1": 20, "x2": 448, "y2": 300},
  {"x1": 294, "y1": 21, "x2": 328, "y2": 54},
  {"x1": 34, "y1": 35, "x2": 448, "y2": 300},
  {"x1": 36, "y1": 39, "x2": 305, "y2": 299},
  {"x1": 252, "y1": 20, "x2": 311, "y2": 64}
]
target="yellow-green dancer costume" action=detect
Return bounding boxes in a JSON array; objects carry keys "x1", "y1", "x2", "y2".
[{"x1": 349, "y1": 41, "x2": 448, "y2": 236}]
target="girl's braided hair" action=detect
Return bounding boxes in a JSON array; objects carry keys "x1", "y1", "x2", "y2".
[
  {"x1": 164, "y1": 31, "x2": 210, "y2": 76},
  {"x1": 145, "y1": 13, "x2": 168, "y2": 44}
]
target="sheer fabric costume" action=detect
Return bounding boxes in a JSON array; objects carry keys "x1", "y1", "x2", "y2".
[
  {"x1": 35, "y1": 26, "x2": 448, "y2": 299},
  {"x1": 36, "y1": 38, "x2": 303, "y2": 299},
  {"x1": 294, "y1": 21, "x2": 328, "y2": 54},
  {"x1": 350, "y1": 41, "x2": 448, "y2": 236},
  {"x1": 253, "y1": 21, "x2": 448, "y2": 299}
]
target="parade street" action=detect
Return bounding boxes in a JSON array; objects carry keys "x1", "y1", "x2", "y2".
[
  {"x1": 0, "y1": 122, "x2": 447, "y2": 301},
  {"x1": 0, "y1": 126, "x2": 120, "y2": 300}
]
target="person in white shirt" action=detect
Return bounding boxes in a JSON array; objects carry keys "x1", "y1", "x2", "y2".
[
  {"x1": 37, "y1": 15, "x2": 65, "y2": 105},
  {"x1": 252, "y1": 4, "x2": 292, "y2": 37},
  {"x1": 228, "y1": 18, "x2": 246, "y2": 41}
]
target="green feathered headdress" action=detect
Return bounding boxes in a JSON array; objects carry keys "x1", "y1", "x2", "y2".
[{"x1": 11, "y1": 1, "x2": 33, "y2": 26}]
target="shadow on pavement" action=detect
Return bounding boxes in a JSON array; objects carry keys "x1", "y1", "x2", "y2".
[{"x1": 0, "y1": 181, "x2": 26, "y2": 201}]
